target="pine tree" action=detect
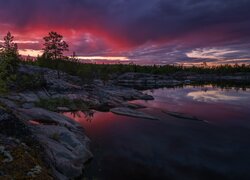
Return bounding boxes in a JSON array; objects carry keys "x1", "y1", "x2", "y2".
[
  {"x1": 43, "y1": 31, "x2": 69, "y2": 59},
  {"x1": 42, "y1": 31, "x2": 69, "y2": 78},
  {"x1": 0, "y1": 32, "x2": 20, "y2": 93}
]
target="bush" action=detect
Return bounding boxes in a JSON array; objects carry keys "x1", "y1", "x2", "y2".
[
  {"x1": 0, "y1": 56, "x2": 19, "y2": 93},
  {"x1": 35, "y1": 98, "x2": 90, "y2": 111},
  {"x1": 15, "y1": 73, "x2": 46, "y2": 91}
]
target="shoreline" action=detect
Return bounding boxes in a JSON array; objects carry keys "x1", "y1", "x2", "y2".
[{"x1": 1, "y1": 64, "x2": 250, "y2": 179}]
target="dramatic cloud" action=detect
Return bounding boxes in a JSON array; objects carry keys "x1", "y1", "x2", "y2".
[{"x1": 0, "y1": 0, "x2": 250, "y2": 64}]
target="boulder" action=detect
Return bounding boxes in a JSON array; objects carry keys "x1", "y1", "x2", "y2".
[{"x1": 15, "y1": 107, "x2": 93, "y2": 179}]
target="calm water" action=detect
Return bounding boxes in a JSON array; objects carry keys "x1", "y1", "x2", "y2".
[{"x1": 64, "y1": 85, "x2": 250, "y2": 180}]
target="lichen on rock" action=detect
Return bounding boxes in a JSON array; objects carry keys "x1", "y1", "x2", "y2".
[{"x1": 0, "y1": 146, "x2": 13, "y2": 163}]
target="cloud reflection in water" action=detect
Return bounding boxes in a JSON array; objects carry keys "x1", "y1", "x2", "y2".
[{"x1": 187, "y1": 90, "x2": 244, "y2": 103}]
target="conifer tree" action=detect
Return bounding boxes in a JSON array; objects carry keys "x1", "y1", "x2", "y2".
[
  {"x1": 42, "y1": 31, "x2": 69, "y2": 78},
  {"x1": 43, "y1": 31, "x2": 69, "y2": 59},
  {"x1": 0, "y1": 32, "x2": 20, "y2": 92}
]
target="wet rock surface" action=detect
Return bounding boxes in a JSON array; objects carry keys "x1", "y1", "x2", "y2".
[
  {"x1": 111, "y1": 107, "x2": 159, "y2": 120},
  {"x1": 162, "y1": 111, "x2": 204, "y2": 122}
]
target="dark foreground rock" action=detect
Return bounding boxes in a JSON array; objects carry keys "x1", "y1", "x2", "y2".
[
  {"x1": 0, "y1": 109, "x2": 53, "y2": 179},
  {"x1": 0, "y1": 105, "x2": 93, "y2": 180},
  {"x1": 15, "y1": 107, "x2": 93, "y2": 180}
]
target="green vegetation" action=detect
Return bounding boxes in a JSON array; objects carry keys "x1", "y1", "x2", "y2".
[
  {"x1": 0, "y1": 108, "x2": 53, "y2": 180},
  {"x1": 0, "y1": 31, "x2": 45, "y2": 92},
  {"x1": 24, "y1": 57, "x2": 250, "y2": 83},
  {"x1": 50, "y1": 133, "x2": 60, "y2": 142},
  {"x1": 42, "y1": 31, "x2": 69, "y2": 79},
  {"x1": 35, "y1": 97, "x2": 90, "y2": 111},
  {"x1": 0, "y1": 32, "x2": 20, "y2": 93},
  {"x1": 0, "y1": 145, "x2": 53, "y2": 180},
  {"x1": 16, "y1": 73, "x2": 46, "y2": 91},
  {"x1": 43, "y1": 31, "x2": 69, "y2": 60}
]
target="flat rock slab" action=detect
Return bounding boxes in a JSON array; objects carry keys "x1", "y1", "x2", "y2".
[
  {"x1": 163, "y1": 111, "x2": 204, "y2": 122},
  {"x1": 16, "y1": 108, "x2": 76, "y2": 127},
  {"x1": 33, "y1": 125, "x2": 92, "y2": 179},
  {"x1": 22, "y1": 103, "x2": 35, "y2": 109},
  {"x1": 123, "y1": 102, "x2": 146, "y2": 109},
  {"x1": 57, "y1": 107, "x2": 71, "y2": 112},
  {"x1": 0, "y1": 98, "x2": 19, "y2": 109},
  {"x1": 19, "y1": 92, "x2": 40, "y2": 103},
  {"x1": 15, "y1": 108, "x2": 93, "y2": 179},
  {"x1": 110, "y1": 107, "x2": 159, "y2": 120}
]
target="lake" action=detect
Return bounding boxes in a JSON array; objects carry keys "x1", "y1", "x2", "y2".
[{"x1": 64, "y1": 85, "x2": 250, "y2": 180}]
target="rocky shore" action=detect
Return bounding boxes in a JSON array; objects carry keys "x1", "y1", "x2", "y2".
[
  {"x1": 0, "y1": 65, "x2": 155, "y2": 179},
  {"x1": 1, "y1": 65, "x2": 249, "y2": 179},
  {"x1": 0, "y1": 109, "x2": 53, "y2": 179},
  {"x1": 115, "y1": 72, "x2": 250, "y2": 89}
]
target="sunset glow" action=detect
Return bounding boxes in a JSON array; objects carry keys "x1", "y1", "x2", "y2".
[
  {"x1": 77, "y1": 56, "x2": 129, "y2": 61},
  {"x1": 0, "y1": 2, "x2": 250, "y2": 180},
  {"x1": 19, "y1": 49, "x2": 43, "y2": 57},
  {"x1": 0, "y1": 40, "x2": 39, "y2": 44},
  {"x1": 0, "y1": 0, "x2": 250, "y2": 64}
]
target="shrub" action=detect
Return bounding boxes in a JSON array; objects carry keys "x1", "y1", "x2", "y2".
[
  {"x1": 35, "y1": 98, "x2": 90, "y2": 111},
  {"x1": 15, "y1": 73, "x2": 46, "y2": 91}
]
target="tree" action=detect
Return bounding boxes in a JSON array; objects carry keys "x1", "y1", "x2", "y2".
[
  {"x1": 0, "y1": 32, "x2": 19, "y2": 57},
  {"x1": 0, "y1": 32, "x2": 20, "y2": 93},
  {"x1": 42, "y1": 32, "x2": 69, "y2": 78},
  {"x1": 43, "y1": 31, "x2": 69, "y2": 59}
]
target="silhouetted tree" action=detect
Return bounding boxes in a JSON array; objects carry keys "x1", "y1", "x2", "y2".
[
  {"x1": 43, "y1": 31, "x2": 69, "y2": 59},
  {"x1": 42, "y1": 31, "x2": 69, "y2": 78},
  {"x1": 1, "y1": 32, "x2": 19, "y2": 57}
]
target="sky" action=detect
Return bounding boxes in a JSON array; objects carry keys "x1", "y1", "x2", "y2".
[{"x1": 0, "y1": 0, "x2": 250, "y2": 65}]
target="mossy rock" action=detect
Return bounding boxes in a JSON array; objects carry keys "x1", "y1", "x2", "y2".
[
  {"x1": 0, "y1": 144, "x2": 53, "y2": 180},
  {"x1": 0, "y1": 109, "x2": 53, "y2": 179}
]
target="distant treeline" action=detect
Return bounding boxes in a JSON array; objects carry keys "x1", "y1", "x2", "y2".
[
  {"x1": 23, "y1": 57, "x2": 250, "y2": 81},
  {"x1": 1, "y1": 30, "x2": 250, "y2": 85},
  {"x1": 1, "y1": 31, "x2": 249, "y2": 93}
]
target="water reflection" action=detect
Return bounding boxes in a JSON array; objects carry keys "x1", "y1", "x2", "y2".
[
  {"x1": 141, "y1": 85, "x2": 249, "y2": 125},
  {"x1": 187, "y1": 90, "x2": 245, "y2": 102},
  {"x1": 65, "y1": 110, "x2": 95, "y2": 123},
  {"x1": 63, "y1": 85, "x2": 250, "y2": 179}
]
